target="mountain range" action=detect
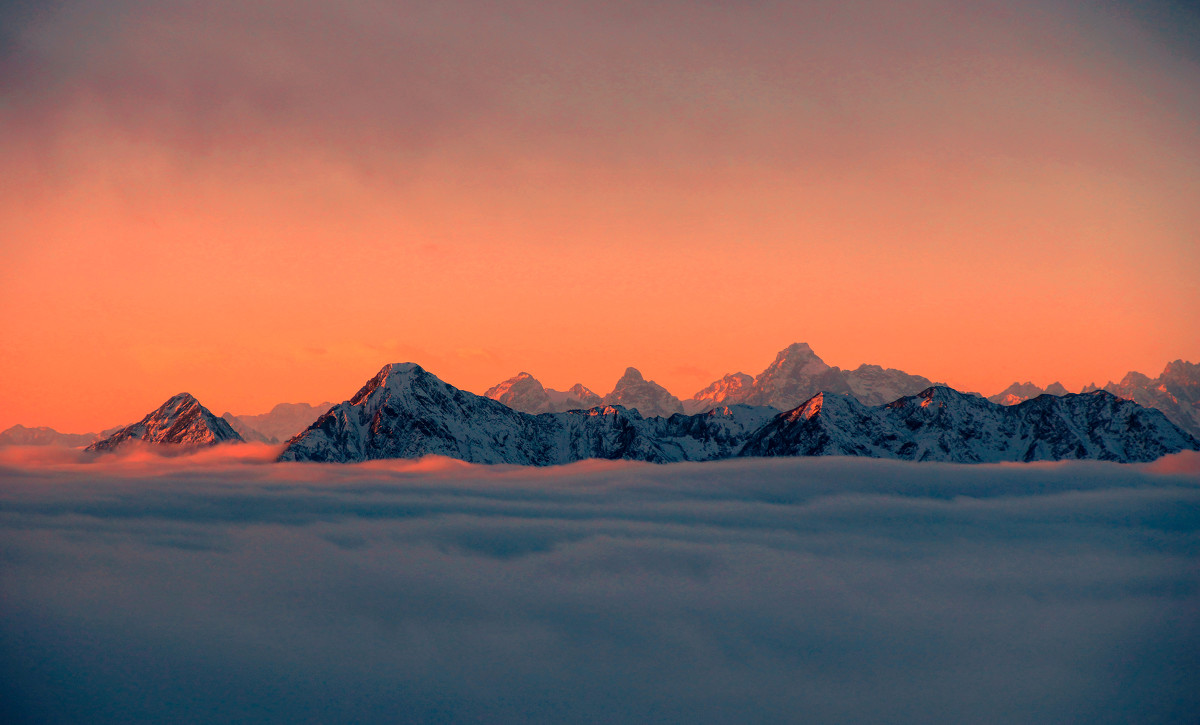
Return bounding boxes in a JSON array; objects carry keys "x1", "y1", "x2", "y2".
[
  {"x1": 1081, "y1": 360, "x2": 1200, "y2": 440},
  {"x1": 273, "y1": 362, "x2": 1197, "y2": 465},
  {"x1": 482, "y1": 343, "x2": 1200, "y2": 440},
  {"x1": 484, "y1": 343, "x2": 938, "y2": 419},
  {"x1": 482, "y1": 374, "x2": 601, "y2": 415},
  {"x1": 740, "y1": 386, "x2": 1190, "y2": 462},
  {"x1": 987, "y1": 381, "x2": 1070, "y2": 406},
  {"x1": 11, "y1": 343, "x2": 1200, "y2": 459}
]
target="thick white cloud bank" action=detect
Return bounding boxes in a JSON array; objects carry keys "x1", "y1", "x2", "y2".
[{"x1": 2, "y1": 451, "x2": 1198, "y2": 723}]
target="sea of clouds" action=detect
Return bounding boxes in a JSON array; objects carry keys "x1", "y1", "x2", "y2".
[{"x1": 2, "y1": 445, "x2": 1198, "y2": 723}]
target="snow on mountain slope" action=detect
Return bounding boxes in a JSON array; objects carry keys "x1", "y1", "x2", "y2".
[
  {"x1": 743, "y1": 343, "x2": 852, "y2": 409},
  {"x1": 1094, "y1": 360, "x2": 1200, "y2": 439},
  {"x1": 687, "y1": 343, "x2": 936, "y2": 412},
  {"x1": 485, "y1": 374, "x2": 605, "y2": 414},
  {"x1": 738, "y1": 393, "x2": 894, "y2": 458},
  {"x1": 280, "y1": 365, "x2": 1197, "y2": 465},
  {"x1": 655, "y1": 404, "x2": 780, "y2": 460},
  {"x1": 484, "y1": 372, "x2": 554, "y2": 414},
  {"x1": 87, "y1": 393, "x2": 243, "y2": 452},
  {"x1": 741, "y1": 387, "x2": 1198, "y2": 463},
  {"x1": 685, "y1": 373, "x2": 754, "y2": 414},
  {"x1": 550, "y1": 406, "x2": 679, "y2": 463},
  {"x1": 279, "y1": 364, "x2": 559, "y2": 464},
  {"x1": 280, "y1": 364, "x2": 779, "y2": 465}
]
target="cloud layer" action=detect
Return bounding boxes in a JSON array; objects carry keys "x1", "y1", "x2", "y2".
[{"x1": 2, "y1": 454, "x2": 1198, "y2": 723}]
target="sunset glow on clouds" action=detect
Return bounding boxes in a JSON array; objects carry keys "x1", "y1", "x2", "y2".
[{"x1": 2, "y1": 0, "x2": 1198, "y2": 432}]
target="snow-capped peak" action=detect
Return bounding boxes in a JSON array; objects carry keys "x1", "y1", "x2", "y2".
[
  {"x1": 86, "y1": 392, "x2": 242, "y2": 453},
  {"x1": 279, "y1": 361, "x2": 1198, "y2": 465},
  {"x1": 349, "y1": 363, "x2": 427, "y2": 406}
]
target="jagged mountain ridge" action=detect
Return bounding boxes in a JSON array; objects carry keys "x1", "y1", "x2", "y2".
[
  {"x1": 479, "y1": 342, "x2": 939, "y2": 417},
  {"x1": 38, "y1": 348, "x2": 1197, "y2": 459},
  {"x1": 1082, "y1": 360, "x2": 1200, "y2": 439},
  {"x1": 479, "y1": 343, "x2": 1196, "y2": 438},
  {"x1": 988, "y1": 381, "x2": 1069, "y2": 406},
  {"x1": 280, "y1": 363, "x2": 1198, "y2": 465},
  {"x1": 280, "y1": 363, "x2": 764, "y2": 465},
  {"x1": 742, "y1": 343, "x2": 854, "y2": 407},
  {"x1": 282, "y1": 364, "x2": 562, "y2": 464},
  {"x1": 602, "y1": 367, "x2": 684, "y2": 418},
  {"x1": 548, "y1": 383, "x2": 603, "y2": 411},
  {"x1": 684, "y1": 372, "x2": 754, "y2": 415},
  {"x1": 741, "y1": 387, "x2": 1195, "y2": 463},
  {"x1": 87, "y1": 393, "x2": 243, "y2": 452},
  {"x1": 485, "y1": 373, "x2": 603, "y2": 414},
  {"x1": 485, "y1": 368, "x2": 681, "y2": 417},
  {"x1": 686, "y1": 343, "x2": 939, "y2": 411}
]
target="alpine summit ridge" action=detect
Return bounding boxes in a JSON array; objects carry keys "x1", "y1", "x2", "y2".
[{"x1": 279, "y1": 363, "x2": 1199, "y2": 465}]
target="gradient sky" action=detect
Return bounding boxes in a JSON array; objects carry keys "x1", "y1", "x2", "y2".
[{"x1": 2, "y1": 0, "x2": 1198, "y2": 433}]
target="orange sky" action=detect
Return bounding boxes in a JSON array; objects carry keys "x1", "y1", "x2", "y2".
[{"x1": 2, "y1": 0, "x2": 1199, "y2": 433}]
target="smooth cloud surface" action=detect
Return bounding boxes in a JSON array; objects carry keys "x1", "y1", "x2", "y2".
[{"x1": 2, "y1": 454, "x2": 1198, "y2": 723}]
